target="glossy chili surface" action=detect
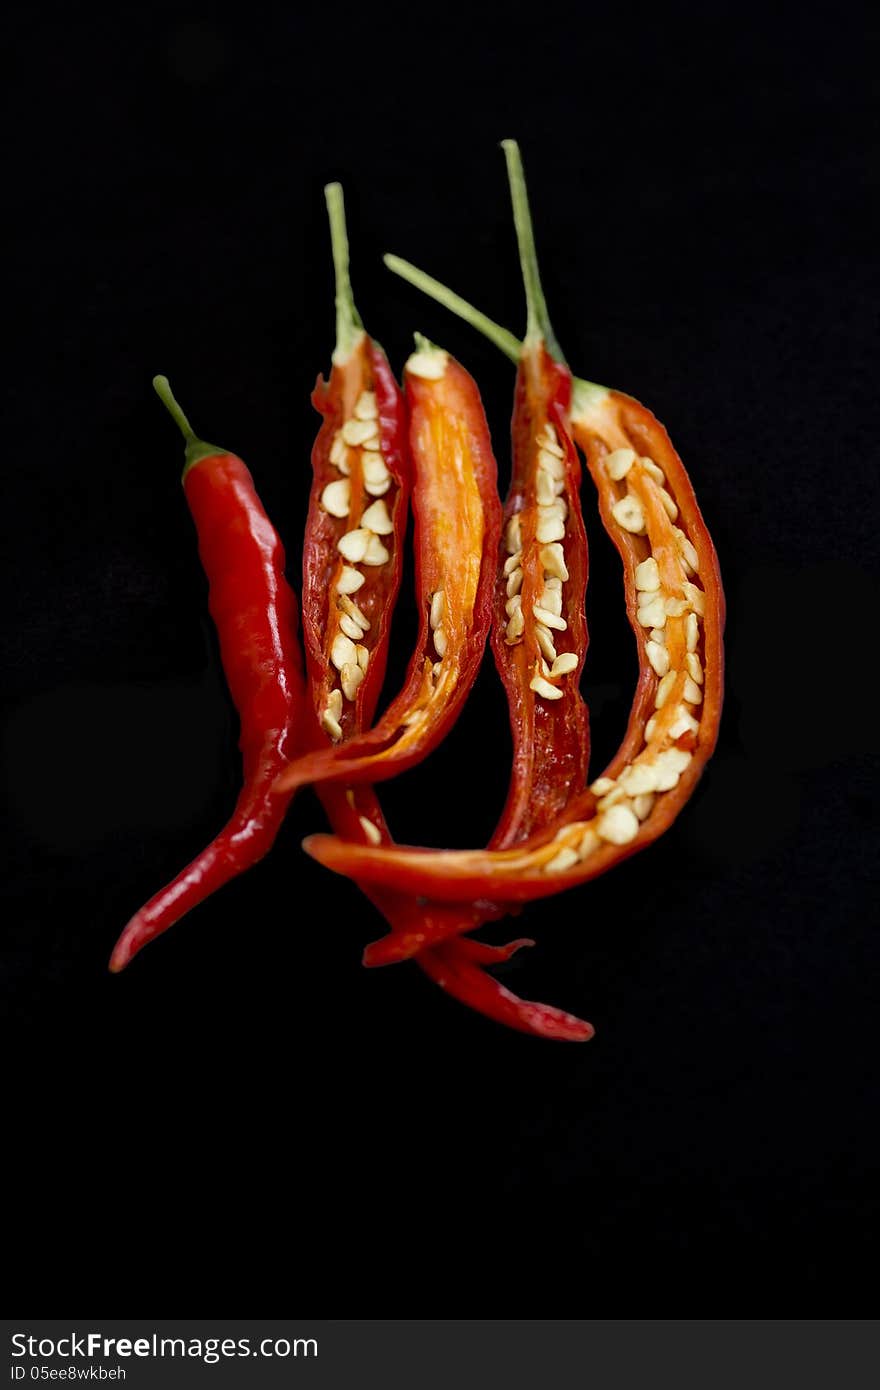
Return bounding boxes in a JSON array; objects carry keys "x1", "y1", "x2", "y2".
[{"x1": 110, "y1": 387, "x2": 304, "y2": 971}]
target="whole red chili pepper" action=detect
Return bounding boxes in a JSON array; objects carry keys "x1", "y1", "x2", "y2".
[
  {"x1": 299, "y1": 184, "x2": 591, "y2": 1041},
  {"x1": 273, "y1": 331, "x2": 503, "y2": 795},
  {"x1": 302, "y1": 141, "x2": 724, "y2": 911},
  {"x1": 359, "y1": 143, "x2": 591, "y2": 969},
  {"x1": 109, "y1": 379, "x2": 304, "y2": 971}
]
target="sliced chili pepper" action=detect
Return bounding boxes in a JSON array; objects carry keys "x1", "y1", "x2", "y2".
[
  {"x1": 303, "y1": 141, "x2": 724, "y2": 908},
  {"x1": 273, "y1": 332, "x2": 503, "y2": 794},
  {"x1": 360, "y1": 142, "x2": 591, "y2": 968},
  {"x1": 298, "y1": 185, "x2": 590, "y2": 1041},
  {"x1": 109, "y1": 378, "x2": 304, "y2": 971}
]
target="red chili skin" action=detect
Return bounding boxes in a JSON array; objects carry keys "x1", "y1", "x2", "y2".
[
  {"x1": 362, "y1": 342, "x2": 590, "y2": 966},
  {"x1": 302, "y1": 388, "x2": 724, "y2": 904},
  {"x1": 110, "y1": 448, "x2": 303, "y2": 971},
  {"x1": 274, "y1": 351, "x2": 503, "y2": 794},
  {"x1": 299, "y1": 338, "x2": 590, "y2": 1040}
]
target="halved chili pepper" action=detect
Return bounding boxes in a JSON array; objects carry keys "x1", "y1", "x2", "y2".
[
  {"x1": 299, "y1": 184, "x2": 591, "y2": 1042},
  {"x1": 302, "y1": 140, "x2": 724, "y2": 909},
  {"x1": 273, "y1": 330, "x2": 503, "y2": 795},
  {"x1": 359, "y1": 142, "x2": 591, "y2": 968},
  {"x1": 109, "y1": 378, "x2": 304, "y2": 972}
]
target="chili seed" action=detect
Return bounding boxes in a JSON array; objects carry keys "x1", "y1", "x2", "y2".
[
  {"x1": 337, "y1": 529, "x2": 371, "y2": 563},
  {"x1": 360, "y1": 498, "x2": 393, "y2": 535},
  {"x1": 340, "y1": 662, "x2": 364, "y2": 702},
  {"x1": 540, "y1": 542, "x2": 569, "y2": 581},
  {"x1": 538, "y1": 585, "x2": 563, "y2": 617},
  {"x1": 362, "y1": 534, "x2": 390, "y2": 566},
  {"x1": 536, "y1": 469, "x2": 557, "y2": 505},
  {"x1": 506, "y1": 566, "x2": 524, "y2": 598},
  {"x1": 578, "y1": 826, "x2": 600, "y2": 858},
  {"x1": 342, "y1": 418, "x2": 380, "y2": 447},
  {"x1": 668, "y1": 708, "x2": 699, "y2": 739},
  {"x1": 354, "y1": 391, "x2": 378, "y2": 421},
  {"x1": 539, "y1": 448, "x2": 566, "y2": 478},
  {"x1": 406, "y1": 348, "x2": 448, "y2": 380},
  {"x1": 635, "y1": 556, "x2": 661, "y2": 591},
  {"x1": 362, "y1": 452, "x2": 391, "y2": 497},
  {"x1": 637, "y1": 596, "x2": 667, "y2": 628},
  {"x1": 433, "y1": 627, "x2": 447, "y2": 658},
  {"x1": 505, "y1": 607, "x2": 525, "y2": 642},
  {"x1": 683, "y1": 676, "x2": 703, "y2": 704},
  {"x1": 506, "y1": 515, "x2": 523, "y2": 554},
  {"x1": 606, "y1": 447, "x2": 636, "y2": 480},
  {"x1": 632, "y1": 792, "x2": 655, "y2": 820},
  {"x1": 645, "y1": 639, "x2": 670, "y2": 678},
  {"x1": 536, "y1": 513, "x2": 566, "y2": 544},
  {"x1": 544, "y1": 846, "x2": 579, "y2": 873},
  {"x1": 653, "y1": 747, "x2": 692, "y2": 789},
  {"x1": 550, "y1": 651, "x2": 578, "y2": 677},
  {"x1": 337, "y1": 566, "x2": 365, "y2": 595},
  {"x1": 651, "y1": 626, "x2": 667, "y2": 645},
  {"x1": 533, "y1": 604, "x2": 567, "y2": 631},
  {"x1": 359, "y1": 815, "x2": 382, "y2": 845},
  {"x1": 640, "y1": 457, "x2": 665, "y2": 485},
  {"x1": 535, "y1": 624, "x2": 557, "y2": 663},
  {"x1": 644, "y1": 716, "x2": 658, "y2": 741},
  {"x1": 331, "y1": 634, "x2": 358, "y2": 671},
  {"x1": 591, "y1": 777, "x2": 616, "y2": 796},
  {"x1": 339, "y1": 614, "x2": 364, "y2": 641},
  {"x1": 686, "y1": 612, "x2": 700, "y2": 651},
  {"x1": 430, "y1": 590, "x2": 446, "y2": 630},
  {"x1": 664, "y1": 597, "x2": 687, "y2": 617},
  {"x1": 321, "y1": 709, "x2": 344, "y2": 741},
  {"x1": 684, "y1": 582, "x2": 706, "y2": 616},
  {"x1": 321, "y1": 478, "x2": 351, "y2": 517},
  {"x1": 503, "y1": 551, "x2": 523, "y2": 575},
  {"x1": 339, "y1": 594, "x2": 370, "y2": 629},
  {"x1": 505, "y1": 593, "x2": 523, "y2": 617},
  {"x1": 597, "y1": 803, "x2": 640, "y2": 845},
  {"x1": 356, "y1": 644, "x2": 369, "y2": 672},
  {"x1": 529, "y1": 671, "x2": 564, "y2": 701},
  {"x1": 655, "y1": 671, "x2": 677, "y2": 708},
  {"x1": 611, "y1": 495, "x2": 646, "y2": 534},
  {"x1": 619, "y1": 761, "x2": 660, "y2": 796},
  {"x1": 659, "y1": 489, "x2": 679, "y2": 522},
  {"x1": 686, "y1": 651, "x2": 704, "y2": 684}
]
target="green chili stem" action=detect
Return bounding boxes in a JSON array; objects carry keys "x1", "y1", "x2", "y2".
[
  {"x1": 384, "y1": 255, "x2": 520, "y2": 364},
  {"x1": 501, "y1": 139, "x2": 564, "y2": 362},
  {"x1": 152, "y1": 375, "x2": 223, "y2": 476},
  {"x1": 325, "y1": 183, "x2": 364, "y2": 361}
]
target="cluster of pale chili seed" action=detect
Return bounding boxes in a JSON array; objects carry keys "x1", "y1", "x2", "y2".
[
  {"x1": 319, "y1": 388, "x2": 393, "y2": 742},
  {"x1": 503, "y1": 420, "x2": 579, "y2": 697},
  {"x1": 542, "y1": 442, "x2": 706, "y2": 873}
]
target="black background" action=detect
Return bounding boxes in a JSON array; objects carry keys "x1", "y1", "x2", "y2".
[{"x1": 3, "y1": 1, "x2": 878, "y2": 1310}]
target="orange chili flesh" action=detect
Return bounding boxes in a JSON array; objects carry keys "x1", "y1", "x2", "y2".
[
  {"x1": 298, "y1": 186, "x2": 591, "y2": 1041},
  {"x1": 302, "y1": 141, "x2": 724, "y2": 911},
  {"x1": 274, "y1": 338, "x2": 502, "y2": 794}
]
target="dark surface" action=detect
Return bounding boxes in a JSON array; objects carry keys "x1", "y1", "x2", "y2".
[{"x1": 3, "y1": 1, "x2": 878, "y2": 1309}]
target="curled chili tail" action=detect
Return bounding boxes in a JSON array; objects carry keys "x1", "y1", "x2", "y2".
[{"x1": 418, "y1": 940, "x2": 594, "y2": 1042}]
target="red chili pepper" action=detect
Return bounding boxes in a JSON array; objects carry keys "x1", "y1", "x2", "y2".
[
  {"x1": 360, "y1": 143, "x2": 591, "y2": 969},
  {"x1": 297, "y1": 185, "x2": 591, "y2": 1042},
  {"x1": 302, "y1": 141, "x2": 724, "y2": 912},
  {"x1": 273, "y1": 331, "x2": 503, "y2": 795},
  {"x1": 109, "y1": 378, "x2": 304, "y2": 971}
]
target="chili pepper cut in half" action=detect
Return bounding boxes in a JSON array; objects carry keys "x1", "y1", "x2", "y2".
[
  {"x1": 109, "y1": 379, "x2": 304, "y2": 972},
  {"x1": 273, "y1": 329, "x2": 503, "y2": 795},
  {"x1": 360, "y1": 143, "x2": 591, "y2": 969},
  {"x1": 303, "y1": 139, "x2": 724, "y2": 908},
  {"x1": 301, "y1": 185, "x2": 592, "y2": 1041}
]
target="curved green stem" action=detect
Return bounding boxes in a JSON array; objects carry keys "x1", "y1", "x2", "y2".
[
  {"x1": 381, "y1": 261, "x2": 608, "y2": 414},
  {"x1": 152, "y1": 375, "x2": 224, "y2": 476},
  {"x1": 501, "y1": 139, "x2": 564, "y2": 362},
  {"x1": 384, "y1": 255, "x2": 521, "y2": 364},
  {"x1": 325, "y1": 182, "x2": 364, "y2": 362}
]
